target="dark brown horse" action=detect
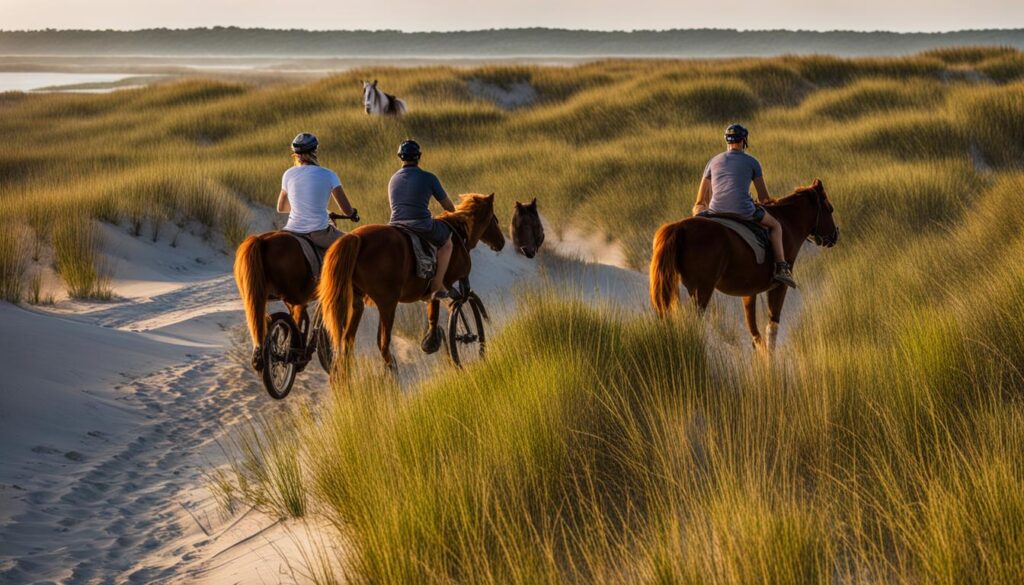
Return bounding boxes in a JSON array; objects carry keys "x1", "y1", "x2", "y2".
[
  {"x1": 510, "y1": 198, "x2": 545, "y2": 258},
  {"x1": 321, "y1": 193, "x2": 504, "y2": 369},
  {"x1": 649, "y1": 179, "x2": 839, "y2": 350},
  {"x1": 234, "y1": 232, "x2": 317, "y2": 371}
]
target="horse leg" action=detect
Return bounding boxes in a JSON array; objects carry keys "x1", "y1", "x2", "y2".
[
  {"x1": 765, "y1": 286, "x2": 788, "y2": 352},
  {"x1": 342, "y1": 294, "x2": 364, "y2": 365},
  {"x1": 743, "y1": 295, "x2": 763, "y2": 349},
  {"x1": 289, "y1": 303, "x2": 307, "y2": 333},
  {"x1": 377, "y1": 300, "x2": 398, "y2": 371},
  {"x1": 420, "y1": 300, "x2": 444, "y2": 354},
  {"x1": 691, "y1": 284, "x2": 715, "y2": 315}
]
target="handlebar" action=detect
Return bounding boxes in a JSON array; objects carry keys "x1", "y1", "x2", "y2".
[{"x1": 330, "y1": 210, "x2": 360, "y2": 223}]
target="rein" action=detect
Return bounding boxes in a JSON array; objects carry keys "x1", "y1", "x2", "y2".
[
  {"x1": 806, "y1": 190, "x2": 838, "y2": 246},
  {"x1": 441, "y1": 217, "x2": 471, "y2": 253}
]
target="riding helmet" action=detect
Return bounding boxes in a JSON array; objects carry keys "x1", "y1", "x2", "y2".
[
  {"x1": 724, "y1": 124, "x2": 749, "y2": 144},
  {"x1": 292, "y1": 132, "x2": 319, "y2": 154},
  {"x1": 398, "y1": 139, "x2": 422, "y2": 162}
]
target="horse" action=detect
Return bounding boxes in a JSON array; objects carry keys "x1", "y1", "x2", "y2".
[
  {"x1": 234, "y1": 231, "x2": 321, "y2": 371},
  {"x1": 510, "y1": 198, "x2": 545, "y2": 258},
  {"x1": 320, "y1": 193, "x2": 504, "y2": 369},
  {"x1": 362, "y1": 80, "x2": 407, "y2": 116},
  {"x1": 649, "y1": 179, "x2": 839, "y2": 351}
]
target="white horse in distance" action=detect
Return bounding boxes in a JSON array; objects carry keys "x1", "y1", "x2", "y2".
[{"x1": 362, "y1": 80, "x2": 407, "y2": 116}]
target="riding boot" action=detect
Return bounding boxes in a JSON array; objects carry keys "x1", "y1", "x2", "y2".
[{"x1": 773, "y1": 262, "x2": 798, "y2": 289}]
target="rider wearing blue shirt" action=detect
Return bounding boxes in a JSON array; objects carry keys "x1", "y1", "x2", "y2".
[
  {"x1": 693, "y1": 124, "x2": 797, "y2": 288},
  {"x1": 388, "y1": 140, "x2": 457, "y2": 299}
]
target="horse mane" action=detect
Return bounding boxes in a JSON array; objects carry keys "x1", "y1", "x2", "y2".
[
  {"x1": 763, "y1": 184, "x2": 818, "y2": 207},
  {"x1": 438, "y1": 193, "x2": 492, "y2": 237}
]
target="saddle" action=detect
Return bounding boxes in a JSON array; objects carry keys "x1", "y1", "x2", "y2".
[
  {"x1": 286, "y1": 231, "x2": 327, "y2": 282},
  {"x1": 392, "y1": 225, "x2": 438, "y2": 280},
  {"x1": 697, "y1": 211, "x2": 770, "y2": 264}
]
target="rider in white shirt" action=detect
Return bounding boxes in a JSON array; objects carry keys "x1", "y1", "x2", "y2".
[{"x1": 277, "y1": 133, "x2": 357, "y2": 249}]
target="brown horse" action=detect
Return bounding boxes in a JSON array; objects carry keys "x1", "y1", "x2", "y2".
[
  {"x1": 649, "y1": 179, "x2": 839, "y2": 350},
  {"x1": 510, "y1": 198, "x2": 545, "y2": 258},
  {"x1": 234, "y1": 232, "x2": 319, "y2": 371},
  {"x1": 320, "y1": 193, "x2": 504, "y2": 369}
]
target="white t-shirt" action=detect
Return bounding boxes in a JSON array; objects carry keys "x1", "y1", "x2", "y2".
[{"x1": 281, "y1": 165, "x2": 342, "y2": 233}]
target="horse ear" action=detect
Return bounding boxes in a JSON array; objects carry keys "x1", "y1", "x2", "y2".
[
  {"x1": 529, "y1": 198, "x2": 537, "y2": 207},
  {"x1": 372, "y1": 79, "x2": 378, "y2": 87},
  {"x1": 515, "y1": 200, "x2": 523, "y2": 208},
  {"x1": 812, "y1": 178, "x2": 823, "y2": 192},
  {"x1": 486, "y1": 193, "x2": 495, "y2": 201}
]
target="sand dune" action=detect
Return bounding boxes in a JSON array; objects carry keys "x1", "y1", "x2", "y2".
[{"x1": 0, "y1": 218, "x2": 648, "y2": 583}]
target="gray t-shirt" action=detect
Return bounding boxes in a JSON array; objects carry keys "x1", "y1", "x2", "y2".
[
  {"x1": 388, "y1": 166, "x2": 448, "y2": 231},
  {"x1": 703, "y1": 150, "x2": 763, "y2": 217}
]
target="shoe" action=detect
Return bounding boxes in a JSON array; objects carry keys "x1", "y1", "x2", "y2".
[{"x1": 773, "y1": 262, "x2": 798, "y2": 289}]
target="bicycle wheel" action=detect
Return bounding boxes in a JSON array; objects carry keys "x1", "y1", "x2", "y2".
[
  {"x1": 447, "y1": 297, "x2": 486, "y2": 368},
  {"x1": 262, "y1": 312, "x2": 300, "y2": 399},
  {"x1": 315, "y1": 324, "x2": 334, "y2": 373}
]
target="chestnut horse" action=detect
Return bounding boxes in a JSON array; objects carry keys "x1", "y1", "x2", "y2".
[
  {"x1": 321, "y1": 193, "x2": 504, "y2": 369},
  {"x1": 649, "y1": 179, "x2": 839, "y2": 350},
  {"x1": 234, "y1": 232, "x2": 317, "y2": 371}
]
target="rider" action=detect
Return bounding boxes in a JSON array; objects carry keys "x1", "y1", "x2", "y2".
[
  {"x1": 277, "y1": 132, "x2": 357, "y2": 250},
  {"x1": 388, "y1": 139, "x2": 457, "y2": 300},
  {"x1": 693, "y1": 124, "x2": 797, "y2": 288}
]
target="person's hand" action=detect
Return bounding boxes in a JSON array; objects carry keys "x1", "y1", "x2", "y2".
[{"x1": 692, "y1": 204, "x2": 708, "y2": 216}]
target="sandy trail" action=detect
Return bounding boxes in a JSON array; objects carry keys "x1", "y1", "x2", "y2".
[
  {"x1": 0, "y1": 221, "x2": 649, "y2": 584},
  {"x1": 0, "y1": 211, "x2": 803, "y2": 583},
  {"x1": 0, "y1": 212, "x2": 798, "y2": 583}
]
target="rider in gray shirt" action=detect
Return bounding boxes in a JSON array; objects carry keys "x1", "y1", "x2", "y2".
[
  {"x1": 693, "y1": 124, "x2": 797, "y2": 288},
  {"x1": 388, "y1": 140, "x2": 457, "y2": 299}
]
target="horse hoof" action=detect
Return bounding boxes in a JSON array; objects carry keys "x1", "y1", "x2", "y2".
[
  {"x1": 251, "y1": 346, "x2": 264, "y2": 372},
  {"x1": 420, "y1": 328, "x2": 443, "y2": 354}
]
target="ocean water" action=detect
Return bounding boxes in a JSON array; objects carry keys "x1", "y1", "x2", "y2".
[{"x1": 0, "y1": 72, "x2": 133, "y2": 92}]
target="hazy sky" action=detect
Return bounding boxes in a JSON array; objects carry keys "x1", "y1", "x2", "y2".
[{"x1": 2, "y1": 0, "x2": 1023, "y2": 32}]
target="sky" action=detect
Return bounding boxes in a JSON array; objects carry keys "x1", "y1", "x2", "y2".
[{"x1": 2, "y1": 0, "x2": 1023, "y2": 32}]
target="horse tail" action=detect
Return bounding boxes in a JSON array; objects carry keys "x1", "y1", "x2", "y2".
[
  {"x1": 234, "y1": 235, "x2": 267, "y2": 347},
  {"x1": 650, "y1": 222, "x2": 684, "y2": 317},
  {"x1": 321, "y1": 234, "x2": 361, "y2": 352},
  {"x1": 394, "y1": 98, "x2": 407, "y2": 115}
]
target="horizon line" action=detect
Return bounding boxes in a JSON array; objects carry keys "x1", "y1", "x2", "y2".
[{"x1": 3, "y1": 26, "x2": 1024, "y2": 35}]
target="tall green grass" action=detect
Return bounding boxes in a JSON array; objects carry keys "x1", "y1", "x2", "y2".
[
  {"x1": 2, "y1": 47, "x2": 1022, "y2": 299},
  {"x1": 221, "y1": 174, "x2": 1024, "y2": 584},
  {"x1": 182, "y1": 46, "x2": 1024, "y2": 584}
]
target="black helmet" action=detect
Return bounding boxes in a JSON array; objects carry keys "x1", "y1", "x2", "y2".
[
  {"x1": 397, "y1": 139, "x2": 421, "y2": 162},
  {"x1": 292, "y1": 132, "x2": 319, "y2": 154},
  {"x1": 725, "y1": 124, "x2": 749, "y2": 145}
]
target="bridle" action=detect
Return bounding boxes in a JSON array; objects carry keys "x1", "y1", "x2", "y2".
[{"x1": 808, "y1": 191, "x2": 839, "y2": 248}]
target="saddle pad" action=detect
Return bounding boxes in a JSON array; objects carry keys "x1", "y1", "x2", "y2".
[
  {"x1": 286, "y1": 232, "x2": 324, "y2": 282},
  {"x1": 702, "y1": 217, "x2": 768, "y2": 264},
  {"x1": 392, "y1": 225, "x2": 438, "y2": 280}
]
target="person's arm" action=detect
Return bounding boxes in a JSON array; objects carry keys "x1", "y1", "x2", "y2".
[
  {"x1": 276, "y1": 190, "x2": 290, "y2": 213},
  {"x1": 692, "y1": 176, "x2": 711, "y2": 216},
  {"x1": 330, "y1": 185, "x2": 355, "y2": 215},
  {"x1": 753, "y1": 177, "x2": 772, "y2": 204},
  {"x1": 432, "y1": 174, "x2": 457, "y2": 212}
]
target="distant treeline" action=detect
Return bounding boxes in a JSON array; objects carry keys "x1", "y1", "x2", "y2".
[{"x1": 1, "y1": 27, "x2": 1023, "y2": 57}]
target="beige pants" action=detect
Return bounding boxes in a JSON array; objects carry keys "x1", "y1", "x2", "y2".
[{"x1": 303, "y1": 224, "x2": 344, "y2": 251}]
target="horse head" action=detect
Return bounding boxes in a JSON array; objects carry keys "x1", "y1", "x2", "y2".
[
  {"x1": 511, "y1": 198, "x2": 544, "y2": 259},
  {"x1": 807, "y1": 178, "x2": 839, "y2": 248},
  {"x1": 362, "y1": 79, "x2": 379, "y2": 114},
  {"x1": 451, "y1": 193, "x2": 504, "y2": 253}
]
